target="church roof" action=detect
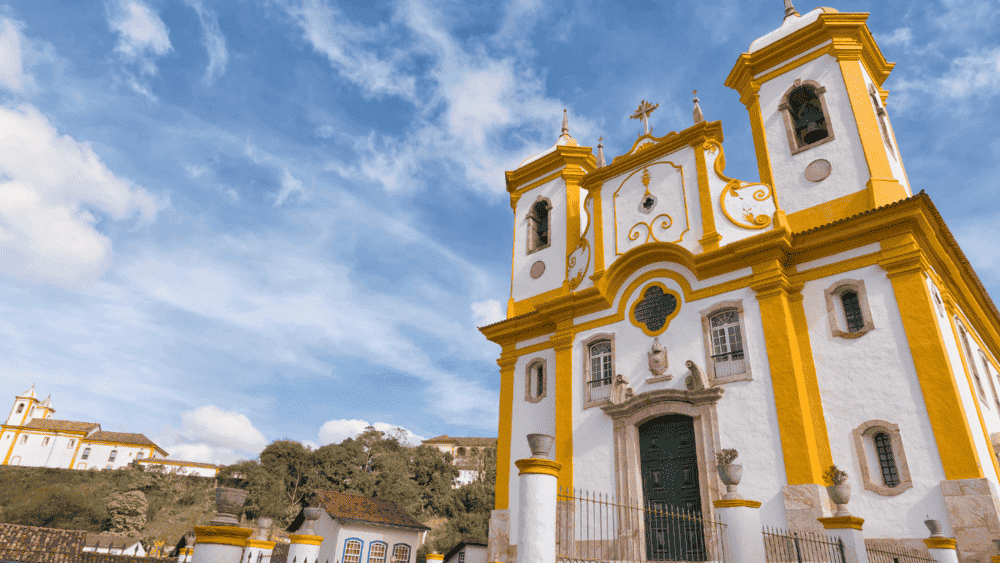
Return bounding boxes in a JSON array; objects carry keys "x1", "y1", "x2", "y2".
[
  {"x1": 87, "y1": 430, "x2": 165, "y2": 452},
  {"x1": 302, "y1": 489, "x2": 430, "y2": 531},
  {"x1": 18, "y1": 385, "x2": 37, "y2": 400},
  {"x1": 23, "y1": 419, "x2": 100, "y2": 434},
  {"x1": 748, "y1": 7, "x2": 839, "y2": 53},
  {"x1": 0, "y1": 523, "x2": 86, "y2": 563}
]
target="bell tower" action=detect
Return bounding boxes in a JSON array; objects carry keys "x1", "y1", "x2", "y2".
[
  {"x1": 6, "y1": 385, "x2": 39, "y2": 426},
  {"x1": 725, "y1": 3, "x2": 911, "y2": 232}
]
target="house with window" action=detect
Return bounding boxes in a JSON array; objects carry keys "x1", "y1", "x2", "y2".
[
  {"x1": 288, "y1": 490, "x2": 429, "y2": 563},
  {"x1": 443, "y1": 540, "x2": 486, "y2": 563},
  {"x1": 480, "y1": 3, "x2": 1000, "y2": 562},
  {"x1": 421, "y1": 435, "x2": 497, "y2": 487}
]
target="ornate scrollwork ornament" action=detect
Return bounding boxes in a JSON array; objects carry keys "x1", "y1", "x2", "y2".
[{"x1": 706, "y1": 140, "x2": 776, "y2": 230}]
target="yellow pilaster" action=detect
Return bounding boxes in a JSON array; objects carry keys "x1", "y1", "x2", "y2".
[
  {"x1": 788, "y1": 292, "x2": 833, "y2": 472},
  {"x1": 753, "y1": 261, "x2": 824, "y2": 484},
  {"x1": 693, "y1": 138, "x2": 722, "y2": 251},
  {"x1": 2, "y1": 428, "x2": 22, "y2": 465},
  {"x1": 495, "y1": 352, "x2": 518, "y2": 510},
  {"x1": 553, "y1": 328, "x2": 575, "y2": 493},
  {"x1": 563, "y1": 172, "x2": 583, "y2": 292},
  {"x1": 837, "y1": 57, "x2": 906, "y2": 208},
  {"x1": 587, "y1": 182, "x2": 606, "y2": 277},
  {"x1": 742, "y1": 83, "x2": 776, "y2": 192},
  {"x1": 879, "y1": 236, "x2": 983, "y2": 479}
]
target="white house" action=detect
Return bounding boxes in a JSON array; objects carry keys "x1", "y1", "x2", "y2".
[
  {"x1": 289, "y1": 490, "x2": 429, "y2": 563},
  {"x1": 82, "y1": 533, "x2": 147, "y2": 556},
  {"x1": 421, "y1": 435, "x2": 496, "y2": 487},
  {"x1": 136, "y1": 458, "x2": 219, "y2": 477},
  {"x1": 480, "y1": 3, "x2": 1000, "y2": 562},
  {"x1": 443, "y1": 541, "x2": 487, "y2": 563}
]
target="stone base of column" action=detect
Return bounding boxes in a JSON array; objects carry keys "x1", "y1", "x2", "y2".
[
  {"x1": 783, "y1": 484, "x2": 833, "y2": 532},
  {"x1": 244, "y1": 540, "x2": 276, "y2": 563},
  {"x1": 818, "y1": 516, "x2": 866, "y2": 563},
  {"x1": 193, "y1": 526, "x2": 254, "y2": 563},
  {"x1": 287, "y1": 534, "x2": 323, "y2": 563},
  {"x1": 924, "y1": 538, "x2": 959, "y2": 563},
  {"x1": 941, "y1": 478, "x2": 1000, "y2": 563},
  {"x1": 487, "y1": 509, "x2": 510, "y2": 563},
  {"x1": 712, "y1": 499, "x2": 764, "y2": 563}
]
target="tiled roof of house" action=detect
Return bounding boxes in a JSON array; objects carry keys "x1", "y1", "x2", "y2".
[
  {"x1": 0, "y1": 523, "x2": 86, "y2": 563},
  {"x1": 22, "y1": 419, "x2": 100, "y2": 434},
  {"x1": 83, "y1": 533, "x2": 142, "y2": 549},
  {"x1": 79, "y1": 553, "x2": 174, "y2": 563},
  {"x1": 422, "y1": 435, "x2": 496, "y2": 447},
  {"x1": 137, "y1": 458, "x2": 218, "y2": 469},
  {"x1": 85, "y1": 431, "x2": 167, "y2": 455},
  {"x1": 307, "y1": 490, "x2": 430, "y2": 531}
]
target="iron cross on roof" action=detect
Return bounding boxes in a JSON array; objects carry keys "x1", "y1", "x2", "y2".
[{"x1": 631, "y1": 100, "x2": 659, "y2": 136}]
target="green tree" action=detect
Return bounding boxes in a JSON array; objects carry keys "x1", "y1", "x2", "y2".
[{"x1": 107, "y1": 490, "x2": 148, "y2": 534}]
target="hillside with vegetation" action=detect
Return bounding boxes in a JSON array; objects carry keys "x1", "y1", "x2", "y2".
[{"x1": 0, "y1": 427, "x2": 495, "y2": 554}]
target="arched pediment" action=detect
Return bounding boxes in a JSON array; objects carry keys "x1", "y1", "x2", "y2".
[{"x1": 601, "y1": 241, "x2": 699, "y2": 302}]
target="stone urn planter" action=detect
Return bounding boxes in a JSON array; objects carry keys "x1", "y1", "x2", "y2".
[
  {"x1": 924, "y1": 518, "x2": 943, "y2": 538},
  {"x1": 254, "y1": 517, "x2": 274, "y2": 540},
  {"x1": 211, "y1": 487, "x2": 249, "y2": 526},
  {"x1": 717, "y1": 464, "x2": 743, "y2": 499},
  {"x1": 826, "y1": 483, "x2": 851, "y2": 516},
  {"x1": 527, "y1": 433, "x2": 555, "y2": 459},
  {"x1": 301, "y1": 507, "x2": 323, "y2": 535}
]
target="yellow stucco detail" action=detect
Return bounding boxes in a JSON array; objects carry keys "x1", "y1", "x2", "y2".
[
  {"x1": 923, "y1": 538, "x2": 957, "y2": 550},
  {"x1": 68, "y1": 438, "x2": 83, "y2": 468},
  {"x1": 744, "y1": 89, "x2": 775, "y2": 192},
  {"x1": 628, "y1": 282, "x2": 682, "y2": 337},
  {"x1": 588, "y1": 182, "x2": 606, "y2": 275},
  {"x1": 426, "y1": 554, "x2": 444, "y2": 562},
  {"x1": 786, "y1": 190, "x2": 871, "y2": 233},
  {"x1": 246, "y1": 540, "x2": 277, "y2": 550},
  {"x1": 712, "y1": 499, "x2": 762, "y2": 508},
  {"x1": 693, "y1": 139, "x2": 721, "y2": 251},
  {"x1": 194, "y1": 526, "x2": 254, "y2": 547},
  {"x1": 788, "y1": 292, "x2": 833, "y2": 472},
  {"x1": 752, "y1": 264, "x2": 824, "y2": 485},
  {"x1": 818, "y1": 516, "x2": 865, "y2": 530},
  {"x1": 289, "y1": 534, "x2": 324, "y2": 546},
  {"x1": 515, "y1": 458, "x2": 562, "y2": 477},
  {"x1": 880, "y1": 236, "x2": 983, "y2": 480},
  {"x1": 2, "y1": 428, "x2": 22, "y2": 465},
  {"x1": 553, "y1": 329, "x2": 575, "y2": 493},
  {"x1": 495, "y1": 353, "x2": 517, "y2": 510}
]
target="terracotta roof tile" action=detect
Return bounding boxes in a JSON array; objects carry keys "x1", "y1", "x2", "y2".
[
  {"x1": 309, "y1": 490, "x2": 430, "y2": 531},
  {"x1": 0, "y1": 523, "x2": 86, "y2": 563},
  {"x1": 22, "y1": 419, "x2": 100, "y2": 433}
]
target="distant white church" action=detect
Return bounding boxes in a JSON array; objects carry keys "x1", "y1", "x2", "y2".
[
  {"x1": 1, "y1": 385, "x2": 216, "y2": 476},
  {"x1": 480, "y1": 3, "x2": 1000, "y2": 562}
]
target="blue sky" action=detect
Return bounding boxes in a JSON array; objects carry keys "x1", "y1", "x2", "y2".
[{"x1": 0, "y1": 0, "x2": 997, "y2": 464}]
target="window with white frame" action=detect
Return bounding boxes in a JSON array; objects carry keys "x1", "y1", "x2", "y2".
[
  {"x1": 81, "y1": 447, "x2": 90, "y2": 460},
  {"x1": 824, "y1": 279, "x2": 875, "y2": 339},
  {"x1": 852, "y1": 419, "x2": 912, "y2": 496},
  {"x1": 525, "y1": 358, "x2": 547, "y2": 403},
  {"x1": 583, "y1": 334, "x2": 615, "y2": 407},
  {"x1": 700, "y1": 302, "x2": 751, "y2": 384},
  {"x1": 344, "y1": 539, "x2": 363, "y2": 563},
  {"x1": 957, "y1": 321, "x2": 989, "y2": 405},
  {"x1": 368, "y1": 541, "x2": 387, "y2": 563},
  {"x1": 391, "y1": 544, "x2": 410, "y2": 563}
]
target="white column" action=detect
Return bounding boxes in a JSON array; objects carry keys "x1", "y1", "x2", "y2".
[
  {"x1": 712, "y1": 500, "x2": 765, "y2": 563},
  {"x1": 817, "y1": 517, "x2": 867, "y2": 563},
  {"x1": 192, "y1": 526, "x2": 253, "y2": 563},
  {"x1": 288, "y1": 535, "x2": 323, "y2": 563},
  {"x1": 924, "y1": 538, "x2": 959, "y2": 563},
  {"x1": 515, "y1": 457, "x2": 562, "y2": 563}
]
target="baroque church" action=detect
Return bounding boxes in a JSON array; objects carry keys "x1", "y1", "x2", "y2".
[{"x1": 480, "y1": 3, "x2": 1000, "y2": 561}]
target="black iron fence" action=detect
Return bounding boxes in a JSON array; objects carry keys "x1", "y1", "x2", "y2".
[
  {"x1": 762, "y1": 527, "x2": 846, "y2": 563},
  {"x1": 865, "y1": 540, "x2": 935, "y2": 563},
  {"x1": 556, "y1": 487, "x2": 725, "y2": 562}
]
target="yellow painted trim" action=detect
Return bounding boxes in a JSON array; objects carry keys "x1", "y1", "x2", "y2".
[
  {"x1": 712, "y1": 499, "x2": 762, "y2": 508},
  {"x1": 3, "y1": 429, "x2": 25, "y2": 465},
  {"x1": 289, "y1": 534, "x2": 323, "y2": 546},
  {"x1": 628, "y1": 282, "x2": 681, "y2": 336},
  {"x1": 511, "y1": 170, "x2": 563, "y2": 202},
  {"x1": 788, "y1": 292, "x2": 833, "y2": 472},
  {"x1": 693, "y1": 139, "x2": 721, "y2": 251},
  {"x1": 565, "y1": 173, "x2": 582, "y2": 288},
  {"x1": 68, "y1": 438, "x2": 83, "y2": 468},
  {"x1": 514, "y1": 458, "x2": 562, "y2": 477},
  {"x1": 495, "y1": 355, "x2": 516, "y2": 510},
  {"x1": 818, "y1": 516, "x2": 864, "y2": 530},
  {"x1": 923, "y1": 538, "x2": 957, "y2": 550},
  {"x1": 553, "y1": 330, "x2": 574, "y2": 493},
  {"x1": 991, "y1": 555, "x2": 1000, "y2": 563},
  {"x1": 246, "y1": 540, "x2": 276, "y2": 549},
  {"x1": 426, "y1": 555, "x2": 444, "y2": 562},
  {"x1": 745, "y1": 89, "x2": 775, "y2": 191},
  {"x1": 755, "y1": 44, "x2": 833, "y2": 86},
  {"x1": 786, "y1": 190, "x2": 871, "y2": 233},
  {"x1": 753, "y1": 269, "x2": 824, "y2": 485},
  {"x1": 880, "y1": 238, "x2": 984, "y2": 479},
  {"x1": 194, "y1": 525, "x2": 254, "y2": 547},
  {"x1": 509, "y1": 286, "x2": 567, "y2": 318},
  {"x1": 588, "y1": 183, "x2": 606, "y2": 275}
]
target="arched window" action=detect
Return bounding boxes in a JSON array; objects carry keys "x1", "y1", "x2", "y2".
[
  {"x1": 16, "y1": 403, "x2": 23, "y2": 414},
  {"x1": 824, "y1": 280, "x2": 875, "y2": 338},
  {"x1": 108, "y1": 450, "x2": 118, "y2": 462},
  {"x1": 981, "y1": 352, "x2": 1000, "y2": 412},
  {"x1": 391, "y1": 544, "x2": 411, "y2": 563},
  {"x1": 527, "y1": 199, "x2": 551, "y2": 253},
  {"x1": 586, "y1": 338, "x2": 614, "y2": 405},
  {"x1": 873, "y1": 432, "x2": 900, "y2": 487},
  {"x1": 525, "y1": 358, "x2": 547, "y2": 403},
  {"x1": 368, "y1": 541, "x2": 387, "y2": 563},
  {"x1": 343, "y1": 539, "x2": 363, "y2": 563},
  {"x1": 841, "y1": 291, "x2": 864, "y2": 333},
  {"x1": 958, "y1": 322, "x2": 988, "y2": 405},
  {"x1": 81, "y1": 447, "x2": 91, "y2": 460},
  {"x1": 778, "y1": 80, "x2": 834, "y2": 154},
  {"x1": 42, "y1": 437, "x2": 49, "y2": 447}
]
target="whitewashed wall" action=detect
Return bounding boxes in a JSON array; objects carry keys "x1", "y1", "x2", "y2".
[
  {"x1": 313, "y1": 512, "x2": 425, "y2": 563},
  {"x1": 512, "y1": 178, "x2": 567, "y2": 302}
]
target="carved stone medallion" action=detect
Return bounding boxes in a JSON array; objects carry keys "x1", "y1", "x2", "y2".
[
  {"x1": 805, "y1": 159, "x2": 832, "y2": 182},
  {"x1": 530, "y1": 261, "x2": 545, "y2": 279}
]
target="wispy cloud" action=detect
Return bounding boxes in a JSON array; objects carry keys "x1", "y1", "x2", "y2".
[
  {"x1": 106, "y1": 0, "x2": 172, "y2": 98},
  {"x1": 155, "y1": 405, "x2": 269, "y2": 464},
  {"x1": 0, "y1": 19, "x2": 24, "y2": 93},
  {"x1": 275, "y1": 167, "x2": 305, "y2": 206},
  {"x1": 318, "y1": 419, "x2": 427, "y2": 446},
  {"x1": 184, "y1": 0, "x2": 228, "y2": 84}
]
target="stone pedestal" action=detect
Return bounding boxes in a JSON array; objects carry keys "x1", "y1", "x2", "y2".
[
  {"x1": 712, "y1": 499, "x2": 765, "y2": 563},
  {"x1": 487, "y1": 509, "x2": 510, "y2": 563},
  {"x1": 923, "y1": 538, "x2": 959, "y2": 563},
  {"x1": 941, "y1": 478, "x2": 1000, "y2": 563},
  {"x1": 783, "y1": 484, "x2": 833, "y2": 531},
  {"x1": 818, "y1": 516, "x2": 866, "y2": 563},
  {"x1": 178, "y1": 547, "x2": 194, "y2": 563},
  {"x1": 193, "y1": 526, "x2": 254, "y2": 563},
  {"x1": 515, "y1": 457, "x2": 562, "y2": 563},
  {"x1": 288, "y1": 534, "x2": 323, "y2": 563},
  {"x1": 244, "y1": 540, "x2": 276, "y2": 563}
]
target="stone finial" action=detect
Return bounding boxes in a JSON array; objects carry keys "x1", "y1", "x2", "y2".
[
  {"x1": 254, "y1": 517, "x2": 274, "y2": 540},
  {"x1": 692, "y1": 90, "x2": 704, "y2": 124},
  {"x1": 210, "y1": 487, "x2": 249, "y2": 526},
  {"x1": 596, "y1": 137, "x2": 605, "y2": 168},
  {"x1": 556, "y1": 109, "x2": 577, "y2": 146},
  {"x1": 526, "y1": 434, "x2": 554, "y2": 459},
  {"x1": 561, "y1": 109, "x2": 569, "y2": 136},
  {"x1": 301, "y1": 507, "x2": 323, "y2": 535},
  {"x1": 783, "y1": 0, "x2": 799, "y2": 19}
]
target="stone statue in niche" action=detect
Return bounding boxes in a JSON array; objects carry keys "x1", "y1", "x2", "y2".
[
  {"x1": 647, "y1": 337, "x2": 669, "y2": 376},
  {"x1": 609, "y1": 374, "x2": 634, "y2": 405}
]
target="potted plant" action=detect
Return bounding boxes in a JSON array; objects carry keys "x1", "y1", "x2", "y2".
[
  {"x1": 716, "y1": 449, "x2": 742, "y2": 499},
  {"x1": 823, "y1": 465, "x2": 851, "y2": 516}
]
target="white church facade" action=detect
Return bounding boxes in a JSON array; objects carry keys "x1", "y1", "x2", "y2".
[{"x1": 481, "y1": 4, "x2": 1000, "y2": 563}]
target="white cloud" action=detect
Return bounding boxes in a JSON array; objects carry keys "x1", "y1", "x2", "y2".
[
  {"x1": 318, "y1": 418, "x2": 427, "y2": 446},
  {"x1": 181, "y1": 405, "x2": 268, "y2": 451},
  {"x1": 184, "y1": 0, "x2": 229, "y2": 84},
  {"x1": 0, "y1": 19, "x2": 24, "y2": 93},
  {"x1": 471, "y1": 299, "x2": 504, "y2": 327},
  {"x1": 892, "y1": 47, "x2": 1000, "y2": 110},
  {"x1": 184, "y1": 163, "x2": 208, "y2": 179},
  {"x1": 106, "y1": 0, "x2": 172, "y2": 98},
  {"x1": 0, "y1": 104, "x2": 162, "y2": 286},
  {"x1": 275, "y1": 167, "x2": 305, "y2": 206}
]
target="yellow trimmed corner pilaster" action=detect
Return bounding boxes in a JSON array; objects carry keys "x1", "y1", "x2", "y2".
[
  {"x1": 742, "y1": 84, "x2": 776, "y2": 192},
  {"x1": 426, "y1": 554, "x2": 444, "y2": 563},
  {"x1": 495, "y1": 352, "x2": 518, "y2": 510},
  {"x1": 712, "y1": 499, "x2": 762, "y2": 508},
  {"x1": 788, "y1": 292, "x2": 834, "y2": 472},
  {"x1": 246, "y1": 539, "x2": 277, "y2": 550},
  {"x1": 752, "y1": 261, "x2": 824, "y2": 485},
  {"x1": 587, "y1": 182, "x2": 606, "y2": 277},
  {"x1": 837, "y1": 57, "x2": 906, "y2": 208},
  {"x1": 288, "y1": 534, "x2": 323, "y2": 546},
  {"x1": 693, "y1": 137, "x2": 721, "y2": 252},
  {"x1": 879, "y1": 235, "x2": 983, "y2": 480},
  {"x1": 553, "y1": 329, "x2": 575, "y2": 493},
  {"x1": 515, "y1": 458, "x2": 562, "y2": 477},
  {"x1": 194, "y1": 526, "x2": 254, "y2": 547},
  {"x1": 2, "y1": 428, "x2": 22, "y2": 465},
  {"x1": 818, "y1": 516, "x2": 865, "y2": 530},
  {"x1": 923, "y1": 537, "x2": 957, "y2": 550}
]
